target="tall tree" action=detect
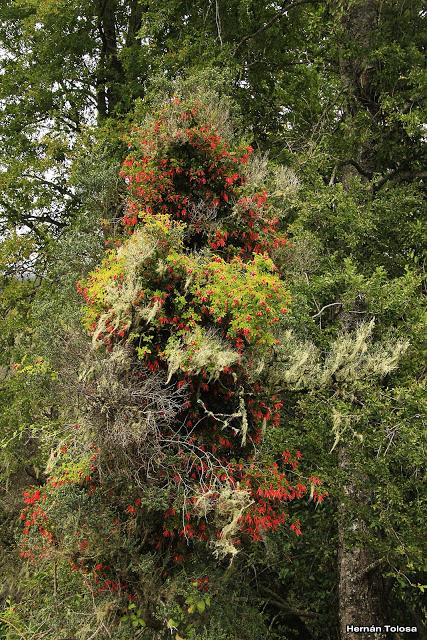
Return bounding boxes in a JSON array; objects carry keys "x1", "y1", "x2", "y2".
[{"x1": 1, "y1": 1, "x2": 426, "y2": 638}]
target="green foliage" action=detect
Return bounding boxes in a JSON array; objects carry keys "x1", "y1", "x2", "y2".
[
  {"x1": 1, "y1": 1, "x2": 426, "y2": 638},
  {"x1": 168, "y1": 250, "x2": 290, "y2": 345}
]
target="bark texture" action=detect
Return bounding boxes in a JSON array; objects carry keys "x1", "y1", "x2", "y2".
[
  {"x1": 338, "y1": 447, "x2": 387, "y2": 640},
  {"x1": 95, "y1": 0, "x2": 124, "y2": 116},
  {"x1": 336, "y1": 6, "x2": 389, "y2": 636},
  {"x1": 339, "y1": 0, "x2": 380, "y2": 177}
]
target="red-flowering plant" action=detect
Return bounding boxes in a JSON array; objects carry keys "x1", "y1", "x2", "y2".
[
  {"x1": 19, "y1": 95, "x2": 326, "y2": 635},
  {"x1": 117, "y1": 96, "x2": 287, "y2": 258},
  {"x1": 75, "y1": 96, "x2": 325, "y2": 553},
  {"x1": 119, "y1": 98, "x2": 249, "y2": 226}
]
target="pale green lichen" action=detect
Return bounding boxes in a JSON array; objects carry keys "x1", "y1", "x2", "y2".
[
  {"x1": 164, "y1": 326, "x2": 239, "y2": 383},
  {"x1": 272, "y1": 321, "x2": 409, "y2": 391},
  {"x1": 320, "y1": 320, "x2": 409, "y2": 385},
  {"x1": 192, "y1": 485, "x2": 253, "y2": 559}
]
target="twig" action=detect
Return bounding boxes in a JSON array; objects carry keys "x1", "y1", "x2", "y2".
[
  {"x1": 215, "y1": 0, "x2": 223, "y2": 45},
  {"x1": 312, "y1": 302, "x2": 343, "y2": 319},
  {"x1": 53, "y1": 560, "x2": 58, "y2": 598},
  {"x1": 0, "y1": 617, "x2": 27, "y2": 640},
  {"x1": 260, "y1": 586, "x2": 319, "y2": 619}
]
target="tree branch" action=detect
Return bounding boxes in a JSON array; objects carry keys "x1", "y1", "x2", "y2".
[
  {"x1": 215, "y1": 0, "x2": 223, "y2": 45},
  {"x1": 259, "y1": 586, "x2": 319, "y2": 619},
  {"x1": 312, "y1": 302, "x2": 343, "y2": 319},
  {"x1": 374, "y1": 169, "x2": 427, "y2": 192},
  {"x1": 21, "y1": 173, "x2": 73, "y2": 197},
  {"x1": 25, "y1": 215, "x2": 66, "y2": 229},
  {"x1": 355, "y1": 557, "x2": 385, "y2": 580},
  {"x1": 340, "y1": 159, "x2": 373, "y2": 179},
  {"x1": 234, "y1": 0, "x2": 312, "y2": 53}
]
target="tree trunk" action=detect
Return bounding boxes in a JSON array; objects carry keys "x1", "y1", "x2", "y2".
[
  {"x1": 339, "y1": 0, "x2": 379, "y2": 176},
  {"x1": 336, "y1": 7, "x2": 389, "y2": 636},
  {"x1": 95, "y1": 0, "x2": 124, "y2": 116},
  {"x1": 339, "y1": 0, "x2": 379, "y2": 117},
  {"x1": 338, "y1": 446, "x2": 387, "y2": 640},
  {"x1": 126, "y1": 0, "x2": 146, "y2": 47}
]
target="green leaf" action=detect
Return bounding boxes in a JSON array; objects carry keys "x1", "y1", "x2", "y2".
[{"x1": 196, "y1": 600, "x2": 205, "y2": 614}]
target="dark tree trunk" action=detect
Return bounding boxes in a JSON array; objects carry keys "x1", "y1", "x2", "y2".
[
  {"x1": 336, "y1": 289, "x2": 388, "y2": 639},
  {"x1": 126, "y1": 0, "x2": 146, "y2": 47},
  {"x1": 95, "y1": 0, "x2": 124, "y2": 115},
  {"x1": 338, "y1": 446, "x2": 387, "y2": 640},
  {"x1": 340, "y1": 0, "x2": 379, "y2": 115},
  {"x1": 96, "y1": 47, "x2": 108, "y2": 118},
  {"x1": 336, "y1": 6, "x2": 388, "y2": 632},
  {"x1": 339, "y1": 0, "x2": 380, "y2": 175}
]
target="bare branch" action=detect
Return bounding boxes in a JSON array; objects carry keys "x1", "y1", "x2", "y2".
[
  {"x1": 312, "y1": 302, "x2": 343, "y2": 319},
  {"x1": 374, "y1": 168, "x2": 427, "y2": 192},
  {"x1": 215, "y1": 0, "x2": 223, "y2": 45},
  {"x1": 260, "y1": 586, "x2": 319, "y2": 619}
]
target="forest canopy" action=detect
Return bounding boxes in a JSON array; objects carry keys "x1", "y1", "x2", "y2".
[{"x1": 0, "y1": 1, "x2": 426, "y2": 639}]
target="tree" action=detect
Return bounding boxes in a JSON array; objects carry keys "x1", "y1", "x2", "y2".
[
  {"x1": 1, "y1": 1, "x2": 426, "y2": 638},
  {"x1": 6, "y1": 93, "x2": 327, "y2": 640}
]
